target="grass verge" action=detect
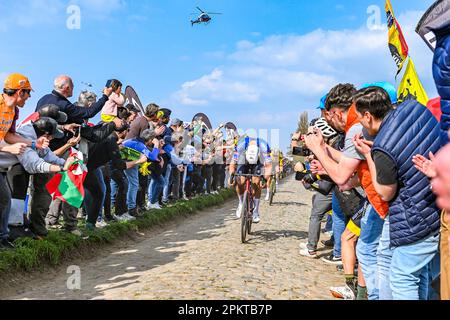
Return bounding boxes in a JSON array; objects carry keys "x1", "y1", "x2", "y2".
[{"x1": 0, "y1": 188, "x2": 235, "y2": 276}]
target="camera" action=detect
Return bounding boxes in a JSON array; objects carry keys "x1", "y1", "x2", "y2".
[
  {"x1": 296, "y1": 169, "x2": 335, "y2": 196},
  {"x1": 292, "y1": 146, "x2": 312, "y2": 157}
]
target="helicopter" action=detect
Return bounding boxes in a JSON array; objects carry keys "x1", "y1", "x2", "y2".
[{"x1": 191, "y1": 7, "x2": 222, "y2": 26}]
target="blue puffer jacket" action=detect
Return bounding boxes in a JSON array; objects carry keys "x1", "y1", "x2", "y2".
[
  {"x1": 433, "y1": 27, "x2": 450, "y2": 145},
  {"x1": 372, "y1": 100, "x2": 441, "y2": 247}
]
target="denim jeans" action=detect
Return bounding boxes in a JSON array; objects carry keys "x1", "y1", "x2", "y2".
[
  {"x1": 124, "y1": 166, "x2": 139, "y2": 210},
  {"x1": 149, "y1": 174, "x2": 164, "y2": 204},
  {"x1": 148, "y1": 175, "x2": 164, "y2": 204},
  {"x1": 0, "y1": 173, "x2": 12, "y2": 240},
  {"x1": 94, "y1": 167, "x2": 106, "y2": 220},
  {"x1": 377, "y1": 217, "x2": 393, "y2": 300},
  {"x1": 390, "y1": 233, "x2": 440, "y2": 300},
  {"x1": 325, "y1": 214, "x2": 333, "y2": 233},
  {"x1": 356, "y1": 204, "x2": 384, "y2": 300},
  {"x1": 162, "y1": 165, "x2": 172, "y2": 202},
  {"x1": 332, "y1": 192, "x2": 345, "y2": 258}
]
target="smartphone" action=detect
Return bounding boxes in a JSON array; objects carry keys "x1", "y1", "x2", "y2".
[{"x1": 106, "y1": 79, "x2": 113, "y2": 88}]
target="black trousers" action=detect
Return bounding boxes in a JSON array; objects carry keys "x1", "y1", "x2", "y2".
[
  {"x1": 137, "y1": 173, "x2": 148, "y2": 209},
  {"x1": 84, "y1": 169, "x2": 104, "y2": 225},
  {"x1": 202, "y1": 165, "x2": 213, "y2": 194},
  {"x1": 0, "y1": 173, "x2": 12, "y2": 240},
  {"x1": 171, "y1": 167, "x2": 181, "y2": 200},
  {"x1": 212, "y1": 164, "x2": 224, "y2": 191},
  {"x1": 192, "y1": 165, "x2": 204, "y2": 194},
  {"x1": 111, "y1": 169, "x2": 128, "y2": 216},
  {"x1": 101, "y1": 166, "x2": 112, "y2": 220},
  {"x1": 30, "y1": 173, "x2": 53, "y2": 237}
]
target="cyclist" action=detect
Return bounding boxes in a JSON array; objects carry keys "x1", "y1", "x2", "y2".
[
  {"x1": 229, "y1": 136, "x2": 272, "y2": 223},
  {"x1": 264, "y1": 148, "x2": 281, "y2": 201}
]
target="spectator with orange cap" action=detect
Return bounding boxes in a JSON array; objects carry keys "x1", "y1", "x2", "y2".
[{"x1": 0, "y1": 73, "x2": 49, "y2": 249}]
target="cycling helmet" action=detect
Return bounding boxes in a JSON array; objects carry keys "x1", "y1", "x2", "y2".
[
  {"x1": 361, "y1": 82, "x2": 397, "y2": 104},
  {"x1": 246, "y1": 144, "x2": 259, "y2": 165},
  {"x1": 318, "y1": 94, "x2": 328, "y2": 110},
  {"x1": 314, "y1": 118, "x2": 337, "y2": 138}
]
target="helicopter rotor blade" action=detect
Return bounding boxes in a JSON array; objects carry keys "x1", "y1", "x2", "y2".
[
  {"x1": 206, "y1": 12, "x2": 222, "y2": 15},
  {"x1": 196, "y1": 7, "x2": 204, "y2": 13}
]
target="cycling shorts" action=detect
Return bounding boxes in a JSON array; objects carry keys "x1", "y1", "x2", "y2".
[{"x1": 237, "y1": 163, "x2": 263, "y2": 176}]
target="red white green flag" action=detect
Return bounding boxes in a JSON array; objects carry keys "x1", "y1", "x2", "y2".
[{"x1": 46, "y1": 150, "x2": 87, "y2": 208}]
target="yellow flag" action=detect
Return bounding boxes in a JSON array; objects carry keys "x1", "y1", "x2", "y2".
[
  {"x1": 397, "y1": 58, "x2": 429, "y2": 106},
  {"x1": 386, "y1": 0, "x2": 409, "y2": 76}
]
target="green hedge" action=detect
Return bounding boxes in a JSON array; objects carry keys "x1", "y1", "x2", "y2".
[{"x1": 0, "y1": 189, "x2": 235, "y2": 275}]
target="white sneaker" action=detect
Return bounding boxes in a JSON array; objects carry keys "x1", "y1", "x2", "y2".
[
  {"x1": 299, "y1": 247, "x2": 318, "y2": 258},
  {"x1": 299, "y1": 242, "x2": 308, "y2": 250},
  {"x1": 323, "y1": 231, "x2": 333, "y2": 237},
  {"x1": 69, "y1": 229, "x2": 83, "y2": 237},
  {"x1": 96, "y1": 220, "x2": 108, "y2": 228},
  {"x1": 122, "y1": 213, "x2": 136, "y2": 221},
  {"x1": 148, "y1": 203, "x2": 162, "y2": 210},
  {"x1": 330, "y1": 285, "x2": 356, "y2": 300},
  {"x1": 252, "y1": 212, "x2": 261, "y2": 224},
  {"x1": 111, "y1": 214, "x2": 121, "y2": 222},
  {"x1": 235, "y1": 204, "x2": 243, "y2": 219},
  {"x1": 265, "y1": 193, "x2": 270, "y2": 201}
]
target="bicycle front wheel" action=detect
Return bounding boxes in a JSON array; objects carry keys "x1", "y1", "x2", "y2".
[{"x1": 241, "y1": 192, "x2": 249, "y2": 243}]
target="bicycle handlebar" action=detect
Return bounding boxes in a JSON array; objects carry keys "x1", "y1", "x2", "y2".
[{"x1": 234, "y1": 173, "x2": 262, "y2": 177}]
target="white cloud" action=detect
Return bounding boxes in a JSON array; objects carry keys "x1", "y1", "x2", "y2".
[
  {"x1": 0, "y1": 0, "x2": 65, "y2": 31},
  {"x1": 172, "y1": 10, "x2": 437, "y2": 107},
  {"x1": 172, "y1": 69, "x2": 260, "y2": 106}
]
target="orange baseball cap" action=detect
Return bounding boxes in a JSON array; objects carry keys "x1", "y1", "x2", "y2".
[{"x1": 4, "y1": 73, "x2": 33, "y2": 91}]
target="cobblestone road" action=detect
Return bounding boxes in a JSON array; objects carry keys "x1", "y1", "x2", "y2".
[{"x1": 4, "y1": 176, "x2": 343, "y2": 300}]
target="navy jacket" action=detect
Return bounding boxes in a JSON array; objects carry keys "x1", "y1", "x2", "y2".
[
  {"x1": 432, "y1": 25, "x2": 450, "y2": 145},
  {"x1": 373, "y1": 100, "x2": 441, "y2": 247},
  {"x1": 35, "y1": 91, "x2": 109, "y2": 151},
  {"x1": 36, "y1": 90, "x2": 108, "y2": 125}
]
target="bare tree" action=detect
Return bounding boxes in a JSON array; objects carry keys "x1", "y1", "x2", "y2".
[{"x1": 297, "y1": 111, "x2": 309, "y2": 134}]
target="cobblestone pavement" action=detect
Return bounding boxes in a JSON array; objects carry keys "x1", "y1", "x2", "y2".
[{"x1": 4, "y1": 177, "x2": 343, "y2": 300}]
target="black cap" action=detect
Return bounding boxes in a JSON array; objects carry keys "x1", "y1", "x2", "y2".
[
  {"x1": 159, "y1": 108, "x2": 172, "y2": 118},
  {"x1": 33, "y1": 117, "x2": 65, "y2": 139},
  {"x1": 38, "y1": 104, "x2": 68, "y2": 124}
]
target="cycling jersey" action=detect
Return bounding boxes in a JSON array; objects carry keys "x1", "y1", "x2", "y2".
[{"x1": 233, "y1": 137, "x2": 272, "y2": 165}]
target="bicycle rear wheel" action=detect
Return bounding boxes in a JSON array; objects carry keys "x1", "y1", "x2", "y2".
[{"x1": 241, "y1": 192, "x2": 248, "y2": 243}]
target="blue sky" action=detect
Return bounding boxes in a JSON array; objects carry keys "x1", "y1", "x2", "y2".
[{"x1": 0, "y1": 0, "x2": 437, "y2": 151}]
